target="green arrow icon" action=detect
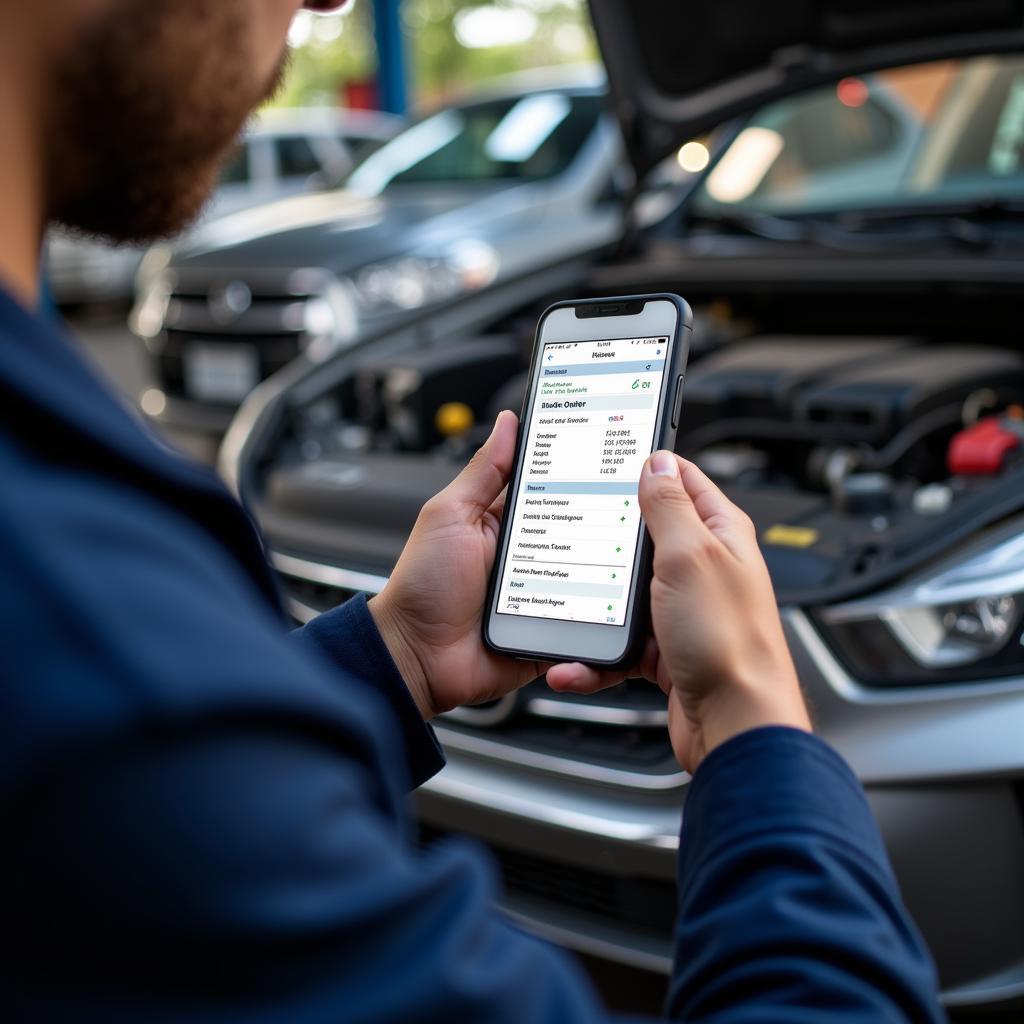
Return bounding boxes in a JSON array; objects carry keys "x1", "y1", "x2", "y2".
[
  {"x1": 611, "y1": 573, "x2": 617, "y2": 579},
  {"x1": 615, "y1": 546, "x2": 622, "y2": 554},
  {"x1": 620, "y1": 515, "x2": 626, "y2": 523},
  {"x1": 624, "y1": 499, "x2": 630, "y2": 506}
]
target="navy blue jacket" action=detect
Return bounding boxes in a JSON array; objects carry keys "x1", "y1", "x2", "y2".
[{"x1": 0, "y1": 286, "x2": 943, "y2": 1021}]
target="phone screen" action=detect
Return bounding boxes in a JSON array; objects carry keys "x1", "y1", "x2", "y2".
[{"x1": 495, "y1": 335, "x2": 671, "y2": 625}]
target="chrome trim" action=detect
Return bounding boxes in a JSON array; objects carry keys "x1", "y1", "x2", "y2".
[
  {"x1": 941, "y1": 963, "x2": 1024, "y2": 1009},
  {"x1": 164, "y1": 296, "x2": 308, "y2": 334},
  {"x1": 422, "y1": 765, "x2": 681, "y2": 846},
  {"x1": 270, "y1": 550, "x2": 389, "y2": 596},
  {"x1": 502, "y1": 904, "x2": 673, "y2": 975},
  {"x1": 435, "y1": 723, "x2": 688, "y2": 792},
  {"x1": 219, "y1": 369, "x2": 298, "y2": 497},
  {"x1": 443, "y1": 693, "x2": 521, "y2": 727},
  {"x1": 284, "y1": 596, "x2": 320, "y2": 626},
  {"x1": 526, "y1": 696, "x2": 669, "y2": 727}
]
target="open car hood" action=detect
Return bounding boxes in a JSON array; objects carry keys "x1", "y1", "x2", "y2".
[{"x1": 588, "y1": 0, "x2": 1024, "y2": 180}]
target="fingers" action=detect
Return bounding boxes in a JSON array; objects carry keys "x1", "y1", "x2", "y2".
[
  {"x1": 545, "y1": 638, "x2": 659, "y2": 694},
  {"x1": 678, "y1": 459, "x2": 757, "y2": 554},
  {"x1": 639, "y1": 452, "x2": 755, "y2": 562},
  {"x1": 638, "y1": 451, "x2": 705, "y2": 562},
  {"x1": 546, "y1": 662, "x2": 630, "y2": 694},
  {"x1": 439, "y1": 411, "x2": 518, "y2": 517}
]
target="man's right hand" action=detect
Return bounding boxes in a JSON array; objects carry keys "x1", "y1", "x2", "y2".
[{"x1": 638, "y1": 451, "x2": 811, "y2": 772}]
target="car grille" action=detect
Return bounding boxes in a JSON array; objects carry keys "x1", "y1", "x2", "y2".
[
  {"x1": 155, "y1": 269, "x2": 319, "y2": 402},
  {"x1": 272, "y1": 552, "x2": 684, "y2": 792},
  {"x1": 419, "y1": 824, "x2": 677, "y2": 938}
]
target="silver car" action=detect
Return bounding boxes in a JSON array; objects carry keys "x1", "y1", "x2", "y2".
[
  {"x1": 48, "y1": 107, "x2": 402, "y2": 306},
  {"x1": 219, "y1": 4, "x2": 1024, "y2": 1019},
  {"x1": 131, "y1": 70, "x2": 630, "y2": 432}
]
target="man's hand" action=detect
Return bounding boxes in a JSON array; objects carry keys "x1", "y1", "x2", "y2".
[
  {"x1": 368, "y1": 411, "x2": 560, "y2": 719},
  {"x1": 641, "y1": 451, "x2": 810, "y2": 770},
  {"x1": 548, "y1": 451, "x2": 810, "y2": 773}
]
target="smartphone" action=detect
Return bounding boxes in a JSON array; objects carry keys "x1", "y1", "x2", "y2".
[{"x1": 484, "y1": 294, "x2": 692, "y2": 667}]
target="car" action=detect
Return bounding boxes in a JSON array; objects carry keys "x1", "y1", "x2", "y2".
[
  {"x1": 219, "y1": 3, "x2": 1024, "y2": 1018},
  {"x1": 47, "y1": 107, "x2": 403, "y2": 307},
  {"x1": 130, "y1": 70, "x2": 628, "y2": 433}
]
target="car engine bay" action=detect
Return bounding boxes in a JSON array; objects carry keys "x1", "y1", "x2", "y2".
[{"x1": 258, "y1": 274, "x2": 1024, "y2": 625}]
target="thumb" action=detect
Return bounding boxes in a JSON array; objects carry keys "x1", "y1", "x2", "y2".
[
  {"x1": 638, "y1": 450, "x2": 706, "y2": 559},
  {"x1": 441, "y1": 410, "x2": 518, "y2": 515}
]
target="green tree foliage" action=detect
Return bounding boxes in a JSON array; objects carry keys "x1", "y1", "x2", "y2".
[{"x1": 274, "y1": 0, "x2": 597, "y2": 111}]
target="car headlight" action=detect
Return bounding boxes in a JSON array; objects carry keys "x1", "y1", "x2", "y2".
[
  {"x1": 352, "y1": 240, "x2": 500, "y2": 314},
  {"x1": 814, "y1": 520, "x2": 1024, "y2": 686}
]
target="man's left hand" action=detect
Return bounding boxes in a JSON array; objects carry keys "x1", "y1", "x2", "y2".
[{"x1": 369, "y1": 411, "x2": 645, "y2": 719}]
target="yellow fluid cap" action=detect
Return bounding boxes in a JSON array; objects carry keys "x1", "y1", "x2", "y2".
[
  {"x1": 763, "y1": 524, "x2": 819, "y2": 549},
  {"x1": 436, "y1": 401, "x2": 475, "y2": 438}
]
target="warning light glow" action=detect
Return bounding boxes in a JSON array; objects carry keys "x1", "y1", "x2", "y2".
[{"x1": 837, "y1": 77, "x2": 869, "y2": 108}]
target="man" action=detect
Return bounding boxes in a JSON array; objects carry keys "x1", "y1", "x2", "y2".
[{"x1": 1, "y1": 2, "x2": 944, "y2": 1021}]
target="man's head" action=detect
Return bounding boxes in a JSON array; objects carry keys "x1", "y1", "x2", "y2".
[{"x1": 43, "y1": 0, "x2": 347, "y2": 244}]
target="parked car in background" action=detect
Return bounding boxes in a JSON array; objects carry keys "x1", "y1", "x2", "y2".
[
  {"x1": 217, "y1": 2, "x2": 1024, "y2": 1018},
  {"x1": 48, "y1": 107, "x2": 403, "y2": 307},
  {"x1": 130, "y1": 70, "x2": 629, "y2": 432}
]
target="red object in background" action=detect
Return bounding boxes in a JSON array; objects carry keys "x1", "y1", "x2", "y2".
[
  {"x1": 837, "y1": 77, "x2": 869, "y2": 108},
  {"x1": 343, "y1": 79, "x2": 379, "y2": 111},
  {"x1": 948, "y1": 415, "x2": 1023, "y2": 475}
]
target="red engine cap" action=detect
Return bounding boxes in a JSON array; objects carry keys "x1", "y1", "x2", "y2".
[{"x1": 947, "y1": 416, "x2": 1021, "y2": 476}]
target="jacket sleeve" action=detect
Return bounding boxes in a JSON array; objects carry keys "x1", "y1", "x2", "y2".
[
  {"x1": 668, "y1": 726, "x2": 946, "y2": 1023},
  {"x1": 293, "y1": 594, "x2": 445, "y2": 788},
  {"x1": 11, "y1": 710, "x2": 652, "y2": 1024},
  {"x1": 1, "y1": 476, "x2": 640, "y2": 1024}
]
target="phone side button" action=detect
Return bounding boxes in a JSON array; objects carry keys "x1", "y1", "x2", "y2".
[{"x1": 671, "y1": 374, "x2": 686, "y2": 429}]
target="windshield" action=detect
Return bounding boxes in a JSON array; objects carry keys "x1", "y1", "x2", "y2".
[
  {"x1": 692, "y1": 56, "x2": 1024, "y2": 218},
  {"x1": 347, "y1": 91, "x2": 604, "y2": 194}
]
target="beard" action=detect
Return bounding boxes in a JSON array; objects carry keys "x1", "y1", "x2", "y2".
[{"x1": 47, "y1": 0, "x2": 289, "y2": 244}]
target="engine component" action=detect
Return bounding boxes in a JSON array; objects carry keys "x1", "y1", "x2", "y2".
[
  {"x1": 262, "y1": 453, "x2": 461, "y2": 568},
  {"x1": 796, "y1": 346, "x2": 1024, "y2": 443},
  {"x1": 947, "y1": 412, "x2": 1024, "y2": 476},
  {"x1": 436, "y1": 402, "x2": 475, "y2": 439},
  {"x1": 679, "y1": 335, "x2": 913, "y2": 441},
  {"x1": 806, "y1": 445, "x2": 862, "y2": 491},
  {"x1": 697, "y1": 446, "x2": 769, "y2": 483},
  {"x1": 379, "y1": 337, "x2": 521, "y2": 451},
  {"x1": 912, "y1": 483, "x2": 954, "y2": 517},
  {"x1": 832, "y1": 473, "x2": 895, "y2": 517}
]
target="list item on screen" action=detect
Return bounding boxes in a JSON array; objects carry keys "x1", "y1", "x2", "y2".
[{"x1": 497, "y1": 335, "x2": 669, "y2": 625}]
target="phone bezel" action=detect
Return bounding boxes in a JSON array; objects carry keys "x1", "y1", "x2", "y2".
[{"x1": 484, "y1": 294, "x2": 690, "y2": 666}]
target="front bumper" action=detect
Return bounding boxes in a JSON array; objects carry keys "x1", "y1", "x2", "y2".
[
  {"x1": 266, "y1": 536, "x2": 1024, "y2": 1013},
  {"x1": 414, "y1": 608, "x2": 1024, "y2": 1011}
]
